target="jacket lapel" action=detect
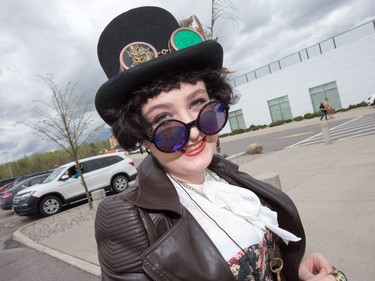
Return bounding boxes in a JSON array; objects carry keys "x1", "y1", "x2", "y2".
[
  {"x1": 134, "y1": 155, "x2": 183, "y2": 215},
  {"x1": 142, "y1": 207, "x2": 236, "y2": 281},
  {"x1": 134, "y1": 155, "x2": 235, "y2": 280}
]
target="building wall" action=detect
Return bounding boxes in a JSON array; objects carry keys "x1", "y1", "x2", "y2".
[
  {"x1": 222, "y1": 33, "x2": 375, "y2": 133},
  {"x1": 108, "y1": 135, "x2": 119, "y2": 149}
]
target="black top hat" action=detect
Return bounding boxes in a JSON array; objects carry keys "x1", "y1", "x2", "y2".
[{"x1": 95, "y1": 6, "x2": 224, "y2": 125}]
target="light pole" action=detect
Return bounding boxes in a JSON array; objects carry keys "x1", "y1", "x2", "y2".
[{"x1": 1, "y1": 152, "x2": 13, "y2": 178}]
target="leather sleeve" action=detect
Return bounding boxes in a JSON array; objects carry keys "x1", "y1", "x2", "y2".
[{"x1": 95, "y1": 194, "x2": 152, "y2": 281}]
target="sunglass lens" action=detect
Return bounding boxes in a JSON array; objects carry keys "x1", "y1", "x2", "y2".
[
  {"x1": 154, "y1": 121, "x2": 188, "y2": 152},
  {"x1": 199, "y1": 102, "x2": 228, "y2": 135}
]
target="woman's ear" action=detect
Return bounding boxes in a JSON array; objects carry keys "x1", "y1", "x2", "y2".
[
  {"x1": 142, "y1": 141, "x2": 152, "y2": 155},
  {"x1": 142, "y1": 140, "x2": 150, "y2": 150}
]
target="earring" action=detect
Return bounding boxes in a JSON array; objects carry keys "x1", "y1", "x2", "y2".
[
  {"x1": 216, "y1": 139, "x2": 221, "y2": 153},
  {"x1": 145, "y1": 147, "x2": 152, "y2": 155}
]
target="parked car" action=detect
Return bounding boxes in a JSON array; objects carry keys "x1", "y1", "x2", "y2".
[
  {"x1": 104, "y1": 149, "x2": 129, "y2": 155},
  {"x1": 0, "y1": 173, "x2": 51, "y2": 210},
  {"x1": 367, "y1": 93, "x2": 375, "y2": 106},
  {"x1": 13, "y1": 153, "x2": 137, "y2": 217},
  {"x1": 0, "y1": 171, "x2": 53, "y2": 199},
  {"x1": 0, "y1": 181, "x2": 15, "y2": 194},
  {"x1": 0, "y1": 178, "x2": 16, "y2": 190}
]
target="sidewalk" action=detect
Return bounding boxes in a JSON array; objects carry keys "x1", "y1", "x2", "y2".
[{"x1": 13, "y1": 107, "x2": 375, "y2": 280}]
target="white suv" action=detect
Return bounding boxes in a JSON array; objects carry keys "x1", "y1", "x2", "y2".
[
  {"x1": 13, "y1": 153, "x2": 137, "y2": 217},
  {"x1": 367, "y1": 94, "x2": 375, "y2": 106}
]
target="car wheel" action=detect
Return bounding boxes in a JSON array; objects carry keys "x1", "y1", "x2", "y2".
[
  {"x1": 39, "y1": 196, "x2": 62, "y2": 217},
  {"x1": 112, "y1": 175, "x2": 129, "y2": 193}
]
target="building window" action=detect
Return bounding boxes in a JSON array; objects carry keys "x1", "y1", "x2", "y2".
[
  {"x1": 233, "y1": 74, "x2": 248, "y2": 87},
  {"x1": 255, "y1": 65, "x2": 270, "y2": 79},
  {"x1": 307, "y1": 44, "x2": 321, "y2": 58},
  {"x1": 228, "y1": 109, "x2": 246, "y2": 131},
  {"x1": 309, "y1": 81, "x2": 342, "y2": 112},
  {"x1": 300, "y1": 49, "x2": 309, "y2": 61},
  {"x1": 279, "y1": 53, "x2": 300, "y2": 69},
  {"x1": 320, "y1": 38, "x2": 335, "y2": 53},
  {"x1": 269, "y1": 61, "x2": 281, "y2": 73},
  {"x1": 268, "y1": 96, "x2": 293, "y2": 122}
]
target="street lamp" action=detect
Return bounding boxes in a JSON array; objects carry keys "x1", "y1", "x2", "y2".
[{"x1": 0, "y1": 152, "x2": 13, "y2": 178}]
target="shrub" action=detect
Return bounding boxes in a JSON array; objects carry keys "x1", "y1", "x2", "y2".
[
  {"x1": 248, "y1": 124, "x2": 268, "y2": 131},
  {"x1": 231, "y1": 128, "x2": 246, "y2": 135},
  {"x1": 357, "y1": 101, "x2": 368, "y2": 107},
  {"x1": 347, "y1": 104, "x2": 357, "y2": 110},
  {"x1": 335, "y1": 108, "x2": 347, "y2": 113},
  {"x1": 284, "y1": 119, "x2": 293, "y2": 123},
  {"x1": 293, "y1": 116, "x2": 304, "y2": 121},
  {"x1": 304, "y1": 113, "x2": 316, "y2": 119},
  {"x1": 219, "y1": 133, "x2": 230, "y2": 138},
  {"x1": 269, "y1": 120, "x2": 285, "y2": 127}
]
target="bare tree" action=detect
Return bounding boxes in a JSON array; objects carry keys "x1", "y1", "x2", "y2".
[
  {"x1": 209, "y1": 0, "x2": 238, "y2": 40},
  {"x1": 179, "y1": 0, "x2": 238, "y2": 41},
  {"x1": 179, "y1": 1, "x2": 238, "y2": 76},
  {"x1": 24, "y1": 74, "x2": 104, "y2": 209}
]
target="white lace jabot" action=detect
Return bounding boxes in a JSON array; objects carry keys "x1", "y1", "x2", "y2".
[
  {"x1": 201, "y1": 172, "x2": 301, "y2": 244},
  {"x1": 169, "y1": 170, "x2": 300, "y2": 245}
]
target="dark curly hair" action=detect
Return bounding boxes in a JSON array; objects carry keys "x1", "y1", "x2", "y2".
[{"x1": 105, "y1": 68, "x2": 237, "y2": 150}]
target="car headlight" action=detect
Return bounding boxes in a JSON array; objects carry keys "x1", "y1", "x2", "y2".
[{"x1": 15, "y1": 191, "x2": 36, "y2": 201}]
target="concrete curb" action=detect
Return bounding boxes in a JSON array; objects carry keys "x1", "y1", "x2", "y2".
[{"x1": 13, "y1": 222, "x2": 101, "y2": 276}]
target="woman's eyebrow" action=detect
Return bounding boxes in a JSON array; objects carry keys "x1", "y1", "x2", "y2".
[
  {"x1": 144, "y1": 103, "x2": 171, "y2": 117},
  {"x1": 144, "y1": 88, "x2": 208, "y2": 117}
]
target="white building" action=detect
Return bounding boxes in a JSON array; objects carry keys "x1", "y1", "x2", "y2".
[{"x1": 223, "y1": 20, "x2": 375, "y2": 133}]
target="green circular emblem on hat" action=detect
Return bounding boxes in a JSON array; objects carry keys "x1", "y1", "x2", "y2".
[{"x1": 171, "y1": 28, "x2": 204, "y2": 50}]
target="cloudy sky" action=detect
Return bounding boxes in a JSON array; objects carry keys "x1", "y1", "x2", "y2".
[{"x1": 1, "y1": 0, "x2": 375, "y2": 163}]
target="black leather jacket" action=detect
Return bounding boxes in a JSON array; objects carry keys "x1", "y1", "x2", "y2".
[{"x1": 95, "y1": 154, "x2": 306, "y2": 280}]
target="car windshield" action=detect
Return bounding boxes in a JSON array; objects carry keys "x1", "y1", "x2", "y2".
[{"x1": 43, "y1": 166, "x2": 66, "y2": 183}]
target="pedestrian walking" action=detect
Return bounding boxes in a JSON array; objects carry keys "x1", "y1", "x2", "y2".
[
  {"x1": 320, "y1": 102, "x2": 328, "y2": 120},
  {"x1": 325, "y1": 98, "x2": 334, "y2": 118}
]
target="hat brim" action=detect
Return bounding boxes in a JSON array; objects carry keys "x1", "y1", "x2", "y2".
[{"x1": 95, "y1": 40, "x2": 223, "y2": 125}]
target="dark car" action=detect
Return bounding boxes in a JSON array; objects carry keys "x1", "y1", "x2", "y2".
[
  {"x1": 0, "y1": 181, "x2": 15, "y2": 194},
  {"x1": 0, "y1": 173, "x2": 51, "y2": 210}
]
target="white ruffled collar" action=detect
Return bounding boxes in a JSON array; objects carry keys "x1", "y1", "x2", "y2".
[{"x1": 171, "y1": 169, "x2": 301, "y2": 244}]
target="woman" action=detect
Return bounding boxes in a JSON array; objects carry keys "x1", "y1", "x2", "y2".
[
  {"x1": 324, "y1": 98, "x2": 334, "y2": 119},
  {"x1": 319, "y1": 102, "x2": 327, "y2": 121},
  {"x1": 94, "y1": 6, "x2": 346, "y2": 281}
]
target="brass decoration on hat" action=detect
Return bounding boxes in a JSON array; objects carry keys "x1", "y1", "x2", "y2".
[{"x1": 119, "y1": 42, "x2": 158, "y2": 71}]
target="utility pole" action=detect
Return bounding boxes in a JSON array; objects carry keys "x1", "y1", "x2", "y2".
[{"x1": 1, "y1": 152, "x2": 13, "y2": 178}]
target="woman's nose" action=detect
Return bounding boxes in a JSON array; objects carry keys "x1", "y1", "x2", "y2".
[
  {"x1": 189, "y1": 125, "x2": 201, "y2": 141},
  {"x1": 181, "y1": 113, "x2": 201, "y2": 141}
]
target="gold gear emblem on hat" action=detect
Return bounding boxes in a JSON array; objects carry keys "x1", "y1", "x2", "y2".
[{"x1": 119, "y1": 42, "x2": 158, "y2": 71}]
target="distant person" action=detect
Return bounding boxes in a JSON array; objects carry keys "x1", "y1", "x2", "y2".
[
  {"x1": 73, "y1": 164, "x2": 83, "y2": 179},
  {"x1": 324, "y1": 98, "x2": 334, "y2": 119},
  {"x1": 94, "y1": 6, "x2": 347, "y2": 281},
  {"x1": 66, "y1": 164, "x2": 82, "y2": 179},
  {"x1": 320, "y1": 102, "x2": 328, "y2": 120}
]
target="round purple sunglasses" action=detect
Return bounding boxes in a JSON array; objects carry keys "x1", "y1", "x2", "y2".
[{"x1": 147, "y1": 101, "x2": 229, "y2": 153}]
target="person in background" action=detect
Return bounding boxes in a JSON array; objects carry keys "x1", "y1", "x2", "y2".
[
  {"x1": 324, "y1": 98, "x2": 334, "y2": 119},
  {"x1": 320, "y1": 102, "x2": 328, "y2": 120},
  {"x1": 73, "y1": 164, "x2": 83, "y2": 178},
  {"x1": 94, "y1": 6, "x2": 347, "y2": 281}
]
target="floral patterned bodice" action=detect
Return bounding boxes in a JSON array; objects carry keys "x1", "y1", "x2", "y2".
[{"x1": 228, "y1": 228, "x2": 279, "y2": 281}]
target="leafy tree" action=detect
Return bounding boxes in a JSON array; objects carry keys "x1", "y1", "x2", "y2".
[
  {"x1": 23, "y1": 74, "x2": 104, "y2": 208},
  {"x1": 0, "y1": 140, "x2": 111, "y2": 180}
]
